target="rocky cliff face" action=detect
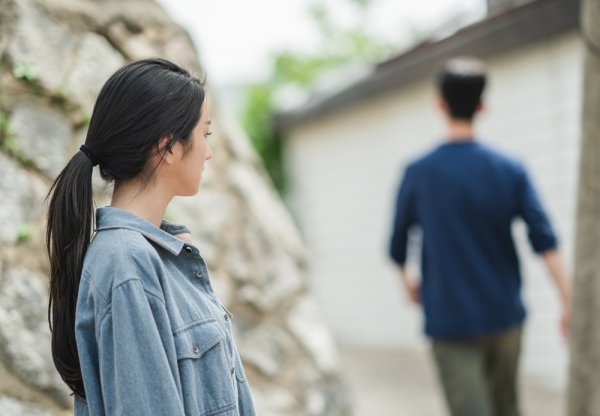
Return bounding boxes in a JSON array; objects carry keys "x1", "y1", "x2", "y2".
[{"x1": 0, "y1": 0, "x2": 351, "y2": 414}]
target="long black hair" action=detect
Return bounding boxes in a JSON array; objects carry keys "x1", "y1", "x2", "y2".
[{"x1": 46, "y1": 58, "x2": 205, "y2": 397}]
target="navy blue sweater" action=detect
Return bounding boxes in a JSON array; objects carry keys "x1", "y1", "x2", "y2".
[{"x1": 389, "y1": 141, "x2": 557, "y2": 339}]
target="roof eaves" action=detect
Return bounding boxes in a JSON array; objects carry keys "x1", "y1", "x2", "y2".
[{"x1": 276, "y1": 0, "x2": 580, "y2": 132}]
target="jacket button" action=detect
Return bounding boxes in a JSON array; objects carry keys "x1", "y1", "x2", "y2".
[
  {"x1": 192, "y1": 344, "x2": 199, "y2": 354},
  {"x1": 184, "y1": 246, "x2": 193, "y2": 253},
  {"x1": 196, "y1": 271, "x2": 203, "y2": 278},
  {"x1": 224, "y1": 314, "x2": 229, "y2": 321}
]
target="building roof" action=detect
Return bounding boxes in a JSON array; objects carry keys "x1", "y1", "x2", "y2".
[{"x1": 276, "y1": 0, "x2": 580, "y2": 131}]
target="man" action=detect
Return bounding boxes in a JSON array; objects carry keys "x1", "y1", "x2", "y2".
[{"x1": 388, "y1": 57, "x2": 570, "y2": 416}]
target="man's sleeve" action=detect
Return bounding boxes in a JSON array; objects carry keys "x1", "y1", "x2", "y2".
[
  {"x1": 97, "y1": 279, "x2": 185, "y2": 415},
  {"x1": 517, "y1": 165, "x2": 558, "y2": 253},
  {"x1": 389, "y1": 165, "x2": 417, "y2": 265}
]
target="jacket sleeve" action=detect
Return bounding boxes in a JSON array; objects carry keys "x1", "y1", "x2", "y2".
[
  {"x1": 389, "y1": 164, "x2": 417, "y2": 265},
  {"x1": 516, "y1": 165, "x2": 558, "y2": 253},
  {"x1": 97, "y1": 278, "x2": 185, "y2": 415}
]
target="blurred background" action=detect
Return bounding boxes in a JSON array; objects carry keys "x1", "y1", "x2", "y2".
[
  {"x1": 159, "y1": 0, "x2": 578, "y2": 413},
  {"x1": 0, "y1": 0, "x2": 590, "y2": 414}
]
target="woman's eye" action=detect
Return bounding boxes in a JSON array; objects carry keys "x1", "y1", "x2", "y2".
[{"x1": 205, "y1": 131, "x2": 213, "y2": 138}]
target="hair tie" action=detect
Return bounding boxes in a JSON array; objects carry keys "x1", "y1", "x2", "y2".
[{"x1": 80, "y1": 145, "x2": 99, "y2": 166}]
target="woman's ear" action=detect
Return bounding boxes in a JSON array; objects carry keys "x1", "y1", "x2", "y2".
[{"x1": 155, "y1": 135, "x2": 176, "y2": 164}]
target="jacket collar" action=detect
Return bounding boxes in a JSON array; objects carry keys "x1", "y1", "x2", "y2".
[{"x1": 95, "y1": 206, "x2": 190, "y2": 255}]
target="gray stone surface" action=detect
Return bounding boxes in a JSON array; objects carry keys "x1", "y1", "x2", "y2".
[
  {"x1": 105, "y1": 20, "x2": 162, "y2": 60},
  {"x1": 251, "y1": 385, "x2": 297, "y2": 416},
  {"x1": 0, "y1": 268, "x2": 70, "y2": 406},
  {"x1": 0, "y1": 153, "x2": 38, "y2": 244},
  {"x1": 228, "y1": 162, "x2": 307, "y2": 258},
  {"x1": 6, "y1": 0, "x2": 77, "y2": 93},
  {"x1": 66, "y1": 33, "x2": 125, "y2": 110},
  {"x1": 288, "y1": 296, "x2": 340, "y2": 374},
  {"x1": 219, "y1": 113, "x2": 262, "y2": 165},
  {"x1": 10, "y1": 102, "x2": 73, "y2": 178},
  {"x1": 0, "y1": 396, "x2": 52, "y2": 416},
  {"x1": 169, "y1": 189, "x2": 237, "y2": 249},
  {"x1": 236, "y1": 325, "x2": 293, "y2": 378}
]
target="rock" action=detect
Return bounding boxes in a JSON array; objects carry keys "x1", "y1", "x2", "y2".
[
  {"x1": 228, "y1": 162, "x2": 307, "y2": 260},
  {"x1": 236, "y1": 325, "x2": 293, "y2": 378},
  {"x1": 170, "y1": 188, "x2": 237, "y2": 246},
  {"x1": 303, "y1": 381, "x2": 353, "y2": 416},
  {"x1": 6, "y1": 0, "x2": 78, "y2": 93},
  {"x1": 207, "y1": 269, "x2": 234, "y2": 308},
  {"x1": 219, "y1": 113, "x2": 261, "y2": 165},
  {"x1": 233, "y1": 253, "x2": 303, "y2": 312},
  {"x1": 238, "y1": 285, "x2": 271, "y2": 311},
  {"x1": 251, "y1": 384, "x2": 297, "y2": 416},
  {"x1": 65, "y1": 32, "x2": 125, "y2": 110},
  {"x1": 305, "y1": 386, "x2": 328, "y2": 416},
  {"x1": 10, "y1": 102, "x2": 73, "y2": 179},
  {"x1": 168, "y1": 193, "x2": 234, "y2": 267},
  {"x1": 262, "y1": 251, "x2": 304, "y2": 304},
  {"x1": 0, "y1": 267, "x2": 71, "y2": 406},
  {"x1": 0, "y1": 153, "x2": 39, "y2": 244},
  {"x1": 287, "y1": 296, "x2": 340, "y2": 374},
  {"x1": 105, "y1": 20, "x2": 162, "y2": 60},
  {"x1": 0, "y1": 396, "x2": 52, "y2": 416},
  {"x1": 160, "y1": 31, "x2": 203, "y2": 77},
  {"x1": 228, "y1": 218, "x2": 304, "y2": 310}
]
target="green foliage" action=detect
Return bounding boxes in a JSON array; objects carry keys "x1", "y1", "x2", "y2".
[
  {"x1": 16, "y1": 223, "x2": 33, "y2": 244},
  {"x1": 50, "y1": 82, "x2": 71, "y2": 107},
  {"x1": 0, "y1": 111, "x2": 33, "y2": 167},
  {"x1": 1, "y1": 135, "x2": 32, "y2": 166},
  {"x1": 82, "y1": 112, "x2": 92, "y2": 129},
  {"x1": 240, "y1": 0, "x2": 395, "y2": 196},
  {"x1": 0, "y1": 111, "x2": 11, "y2": 139},
  {"x1": 2, "y1": 135, "x2": 20, "y2": 154},
  {"x1": 241, "y1": 83, "x2": 287, "y2": 192},
  {"x1": 13, "y1": 62, "x2": 37, "y2": 84}
]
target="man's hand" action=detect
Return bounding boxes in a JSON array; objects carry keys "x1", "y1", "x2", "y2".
[
  {"x1": 398, "y1": 267, "x2": 421, "y2": 305},
  {"x1": 404, "y1": 280, "x2": 421, "y2": 305},
  {"x1": 541, "y1": 249, "x2": 571, "y2": 341}
]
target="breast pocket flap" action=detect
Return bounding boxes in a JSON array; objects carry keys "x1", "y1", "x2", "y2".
[{"x1": 173, "y1": 318, "x2": 224, "y2": 360}]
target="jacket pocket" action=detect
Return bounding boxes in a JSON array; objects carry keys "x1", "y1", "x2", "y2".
[
  {"x1": 173, "y1": 318, "x2": 236, "y2": 416},
  {"x1": 233, "y1": 349, "x2": 248, "y2": 383}
]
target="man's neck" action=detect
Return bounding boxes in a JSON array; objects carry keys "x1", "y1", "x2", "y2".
[{"x1": 446, "y1": 119, "x2": 475, "y2": 142}]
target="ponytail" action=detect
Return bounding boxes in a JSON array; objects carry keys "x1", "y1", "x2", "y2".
[{"x1": 46, "y1": 150, "x2": 95, "y2": 397}]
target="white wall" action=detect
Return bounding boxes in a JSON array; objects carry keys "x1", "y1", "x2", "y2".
[{"x1": 285, "y1": 31, "x2": 582, "y2": 388}]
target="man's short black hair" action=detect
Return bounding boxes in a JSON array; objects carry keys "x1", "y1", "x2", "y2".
[{"x1": 437, "y1": 57, "x2": 487, "y2": 121}]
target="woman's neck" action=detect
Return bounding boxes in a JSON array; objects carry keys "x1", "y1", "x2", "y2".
[{"x1": 110, "y1": 180, "x2": 172, "y2": 227}]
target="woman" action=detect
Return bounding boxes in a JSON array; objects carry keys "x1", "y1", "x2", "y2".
[{"x1": 46, "y1": 58, "x2": 256, "y2": 415}]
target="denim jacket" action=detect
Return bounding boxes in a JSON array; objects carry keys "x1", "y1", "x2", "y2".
[{"x1": 74, "y1": 207, "x2": 256, "y2": 416}]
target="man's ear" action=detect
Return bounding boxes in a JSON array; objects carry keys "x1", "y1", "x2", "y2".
[
  {"x1": 436, "y1": 96, "x2": 449, "y2": 115},
  {"x1": 476, "y1": 101, "x2": 484, "y2": 114}
]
